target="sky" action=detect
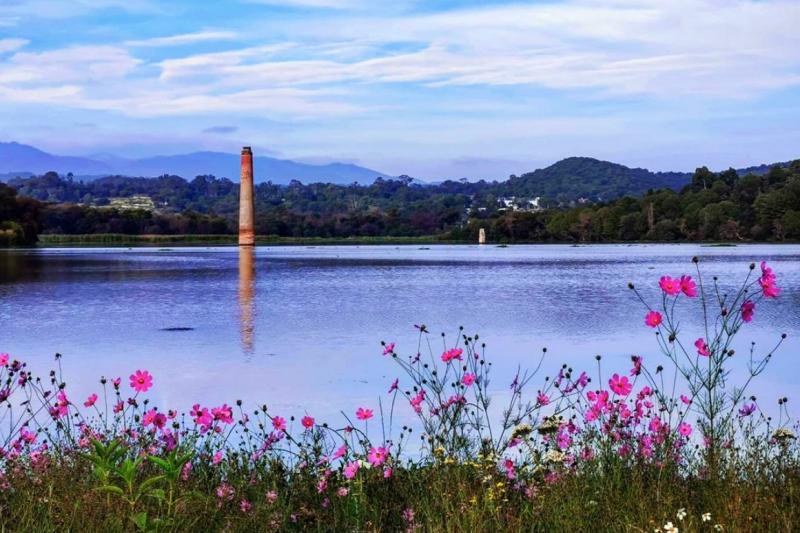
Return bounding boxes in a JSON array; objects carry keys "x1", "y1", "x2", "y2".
[{"x1": 0, "y1": 0, "x2": 799, "y2": 180}]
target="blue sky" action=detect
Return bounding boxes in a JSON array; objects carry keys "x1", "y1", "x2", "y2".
[{"x1": 1, "y1": 0, "x2": 799, "y2": 180}]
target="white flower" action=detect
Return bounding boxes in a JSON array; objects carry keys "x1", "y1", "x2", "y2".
[
  {"x1": 676, "y1": 508, "x2": 687, "y2": 521},
  {"x1": 663, "y1": 521, "x2": 679, "y2": 533},
  {"x1": 702, "y1": 512, "x2": 712, "y2": 522},
  {"x1": 713, "y1": 525, "x2": 723, "y2": 531}
]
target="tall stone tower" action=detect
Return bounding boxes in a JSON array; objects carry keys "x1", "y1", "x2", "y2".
[{"x1": 239, "y1": 146, "x2": 255, "y2": 246}]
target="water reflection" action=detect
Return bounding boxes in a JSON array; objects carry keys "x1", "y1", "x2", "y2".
[{"x1": 238, "y1": 246, "x2": 256, "y2": 354}]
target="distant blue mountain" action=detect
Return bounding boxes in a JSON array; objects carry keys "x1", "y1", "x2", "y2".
[{"x1": 0, "y1": 142, "x2": 390, "y2": 185}]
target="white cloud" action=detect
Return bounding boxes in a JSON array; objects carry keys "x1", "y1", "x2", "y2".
[
  {"x1": 0, "y1": 39, "x2": 28, "y2": 53},
  {"x1": 126, "y1": 31, "x2": 239, "y2": 48}
]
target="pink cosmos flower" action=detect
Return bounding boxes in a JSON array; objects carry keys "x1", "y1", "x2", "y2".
[
  {"x1": 212, "y1": 404, "x2": 234, "y2": 424},
  {"x1": 52, "y1": 390, "x2": 69, "y2": 419},
  {"x1": 337, "y1": 486, "x2": 349, "y2": 497},
  {"x1": 695, "y1": 338, "x2": 711, "y2": 357},
  {"x1": 332, "y1": 444, "x2": 347, "y2": 460},
  {"x1": 0, "y1": 353, "x2": 8, "y2": 367},
  {"x1": 659, "y1": 276, "x2": 681, "y2": 296},
  {"x1": 741, "y1": 300, "x2": 755, "y2": 322},
  {"x1": 462, "y1": 373, "x2": 476, "y2": 386},
  {"x1": 113, "y1": 401, "x2": 124, "y2": 414},
  {"x1": 409, "y1": 390, "x2": 425, "y2": 414},
  {"x1": 129, "y1": 370, "x2": 153, "y2": 393},
  {"x1": 83, "y1": 393, "x2": 98, "y2": 408},
  {"x1": 678, "y1": 422, "x2": 692, "y2": 437},
  {"x1": 537, "y1": 392, "x2": 550, "y2": 406},
  {"x1": 266, "y1": 490, "x2": 278, "y2": 504},
  {"x1": 301, "y1": 416, "x2": 315, "y2": 429},
  {"x1": 212, "y1": 451, "x2": 224, "y2": 465},
  {"x1": 679, "y1": 275, "x2": 698, "y2": 297},
  {"x1": 441, "y1": 348, "x2": 463, "y2": 363},
  {"x1": 356, "y1": 407, "x2": 373, "y2": 421},
  {"x1": 143, "y1": 408, "x2": 167, "y2": 429},
  {"x1": 608, "y1": 374, "x2": 632, "y2": 396},
  {"x1": 388, "y1": 378, "x2": 399, "y2": 394},
  {"x1": 383, "y1": 343, "x2": 395, "y2": 355},
  {"x1": 367, "y1": 446, "x2": 389, "y2": 467},
  {"x1": 739, "y1": 403, "x2": 756, "y2": 417},
  {"x1": 630, "y1": 356, "x2": 642, "y2": 376},
  {"x1": 383, "y1": 467, "x2": 393, "y2": 479},
  {"x1": 759, "y1": 261, "x2": 780, "y2": 298},
  {"x1": 343, "y1": 461, "x2": 360, "y2": 480},
  {"x1": 645, "y1": 310, "x2": 662, "y2": 328},
  {"x1": 680, "y1": 394, "x2": 692, "y2": 405},
  {"x1": 504, "y1": 459, "x2": 516, "y2": 480},
  {"x1": 240, "y1": 499, "x2": 251, "y2": 513},
  {"x1": 111, "y1": 377, "x2": 121, "y2": 388},
  {"x1": 272, "y1": 416, "x2": 287, "y2": 432}
]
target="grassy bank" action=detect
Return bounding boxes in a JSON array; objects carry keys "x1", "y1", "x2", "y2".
[{"x1": 36, "y1": 233, "x2": 451, "y2": 247}]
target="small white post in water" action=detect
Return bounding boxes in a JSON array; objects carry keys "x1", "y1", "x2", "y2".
[{"x1": 478, "y1": 227, "x2": 486, "y2": 245}]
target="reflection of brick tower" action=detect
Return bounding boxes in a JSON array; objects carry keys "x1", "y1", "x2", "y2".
[{"x1": 239, "y1": 147, "x2": 255, "y2": 246}]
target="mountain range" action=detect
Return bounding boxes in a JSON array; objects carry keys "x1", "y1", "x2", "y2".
[{"x1": 0, "y1": 142, "x2": 389, "y2": 185}]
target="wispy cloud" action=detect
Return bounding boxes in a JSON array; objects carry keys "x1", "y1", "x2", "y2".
[
  {"x1": 203, "y1": 126, "x2": 239, "y2": 134},
  {"x1": 126, "y1": 31, "x2": 238, "y2": 48},
  {"x1": 0, "y1": 39, "x2": 28, "y2": 54}
]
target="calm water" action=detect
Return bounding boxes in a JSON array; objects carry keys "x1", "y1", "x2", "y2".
[{"x1": 1, "y1": 244, "x2": 798, "y2": 421}]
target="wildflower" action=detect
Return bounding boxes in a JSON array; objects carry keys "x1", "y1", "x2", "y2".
[
  {"x1": 215, "y1": 483, "x2": 234, "y2": 501},
  {"x1": 356, "y1": 407, "x2": 373, "y2": 420},
  {"x1": 212, "y1": 451, "x2": 224, "y2": 465},
  {"x1": 337, "y1": 486, "x2": 349, "y2": 497},
  {"x1": 409, "y1": 390, "x2": 425, "y2": 413},
  {"x1": 441, "y1": 348, "x2": 463, "y2": 363},
  {"x1": 332, "y1": 444, "x2": 347, "y2": 460},
  {"x1": 142, "y1": 408, "x2": 166, "y2": 429},
  {"x1": 503, "y1": 459, "x2": 516, "y2": 480},
  {"x1": 388, "y1": 378, "x2": 399, "y2": 393},
  {"x1": 0, "y1": 353, "x2": 8, "y2": 366},
  {"x1": 239, "y1": 499, "x2": 251, "y2": 513},
  {"x1": 383, "y1": 467, "x2": 393, "y2": 479},
  {"x1": 702, "y1": 513, "x2": 712, "y2": 522},
  {"x1": 679, "y1": 275, "x2": 697, "y2": 297},
  {"x1": 678, "y1": 422, "x2": 692, "y2": 437},
  {"x1": 663, "y1": 522, "x2": 679, "y2": 533},
  {"x1": 680, "y1": 394, "x2": 691, "y2": 405},
  {"x1": 129, "y1": 370, "x2": 153, "y2": 393},
  {"x1": 191, "y1": 404, "x2": 212, "y2": 427},
  {"x1": 645, "y1": 310, "x2": 663, "y2": 328},
  {"x1": 462, "y1": 373, "x2": 476, "y2": 386},
  {"x1": 51, "y1": 391, "x2": 69, "y2": 419},
  {"x1": 759, "y1": 261, "x2": 780, "y2": 298},
  {"x1": 741, "y1": 300, "x2": 755, "y2": 322},
  {"x1": 609, "y1": 374, "x2": 633, "y2": 396},
  {"x1": 211, "y1": 404, "x2": 234, "y2": 424},
  {"x1": 383, "y1": 342, "x2": 395, "y2": 355},
  {"x1": 713, "y1": 525, "x2": 723, "y2": 531},
  {"x1": 367, "y1": 446, "x2": 389, "y2": 467},
  {"x1": 272, "y1": 416, "x2": 287, "y2": 432},
  {"x1": 738, "y1": 403, "x2": 756, "y2": 417},
  {"x1": 630, "y1": 355, "x2": 642, "y2": 376},
  {"x1": 181, "y1": 462, "x2": 192, "y2": 481},
  {"x1": 694, "y1": 338, "x2": 711, "y2": 357},
  {"x1": 301, "y1": 415, "x2": 314, "y2": 429},
  {"x1": 537, "y1": 392, "x2": 550, "y2": 406},
  {"x1": 343, "y1": 461, "x2": 360, "y2": 479},
  {"x1": 113, "y1": 401, "x2": 124, "y2": 414},
  {"x1": 266, "y1": 490, "x2": 278, "y2": 504},
  {"x1": 676, "y1": 508, "x2": 687, "y2": 521},
  {"x1": 659, "y1": 276, "x2": 681, "y2": 296},
  {"x1": 83, "y1": 393, "x2": 98, "y2": 408},
  {"x1": 111, "y1": 377, "x2": 121, "y2": 388}
]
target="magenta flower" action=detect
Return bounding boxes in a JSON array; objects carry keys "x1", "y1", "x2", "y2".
[
  {"x1": 388, "y1": 378, "x2": 399, "y2": 394},
  {"x1": 678, "y1": 422, "x2": 692, "y2": 437},
  {"x1": 441, "y1": 348, "x2": 463, "y2": 363},
  {"x1": 694, "y1": 338, "x2": 711, "y2": 357},
  {"x1": 301, "y1": 416, "x2": 315, "y2": 429},
  {"x1": 272, "y1": 416, "x2": 287, "y2": 432},
  {"x1": 608, "y1": 374, "x2": 632, "y2": 396},
  {"x1": 741, "y1": 300, "x2": 755, "y2": 322},
  {"x1": 759, "y1": 261, "x2": 780, "y2": 298},
  {"x1": 680, "y1": 394, "x2": 691, "y2": 405},
  {"x1": 659, "y1": 276, "x2": 681, "y2": 296},
  {"x1": 212, "y1": 451, "x2": 224, "y2": 465},
  {"x1": 537, "y1": 392, "x2": 550, "y2": 406},
  {"x1": 240, "y1": 499, "x2": 251, "y2": 513},
  {"x1": 367, "y1": 446, "x2": 389, "y2": 467},
  {"x1": 739, "y1": 403, "x2": 756, "y2": 417},
  {"x1": 212, "y1": 404, "x2": 234, "y2": 424},
  {"x1": 129, "y1": 370, "x2": 153, "y2": 393},
  {"x1": 679, "y1": 275, "x2": 697, "y2": 297},
  {"x1": 343, "y1": 461, "x2": 360, "y2": 480},
  {"x1": 383, "y1": 343, "x2": 395, "y2": 355},
  {"x1": 83, "y1": 393, "x2": 98, "y2": 408},
  {"x1": 644, "y1": 310, "x2": 662, "y2": 328},
  {"x1": 462, "y1": 373, "x2": 476, "y2": 387},
  {"x1": 356, "y1": 407, "x2": 373, "y2": 421},
  {"x1": 111, "y1": 377, "x2": 121, "y2": 388},
  {"x1": 630, "y1": 356, "x2": 642, "y2": 376},
  {"x1": 332, "y1": 444, "x2": 347, "y2": 460},
  {"x1": 0, "y1": 353, "x2": 8, "y2": 367},
  {"x1": 143, "y1": 408, "x2": 166, "y2": 429}
]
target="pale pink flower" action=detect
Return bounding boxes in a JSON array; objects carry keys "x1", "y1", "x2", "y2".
[
  {"x1": 240, "y1": 499, "x2": 251, "y2": 513},
  {"x1": 266, "y1": 490, "x2": 278, "y2": 504},
  {"x1": 337, "y1": 486, "x2": 349, "y2": 497},
  {"x1": 212, "y1": 451, "x2": 224, "y2": 465},
  {"x1": 129, "y1": 370, "x2": 153, "y2": 393},
  {"x1": 343, "y1": 461, "x2": 360, "y2": 479}
]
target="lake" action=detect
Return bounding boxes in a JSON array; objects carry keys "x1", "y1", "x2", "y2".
[{"x1": 1, "y1": 244, "x2": 798, "y2": 422}]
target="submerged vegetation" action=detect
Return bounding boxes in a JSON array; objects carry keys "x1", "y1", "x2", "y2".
[{"x1": 0, "y1": 259, "x2": 797, "y2": 531}]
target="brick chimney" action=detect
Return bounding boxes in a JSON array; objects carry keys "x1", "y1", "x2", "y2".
[{"x1": 238, "y1": 146, "x2": 255, "y2": 246}]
